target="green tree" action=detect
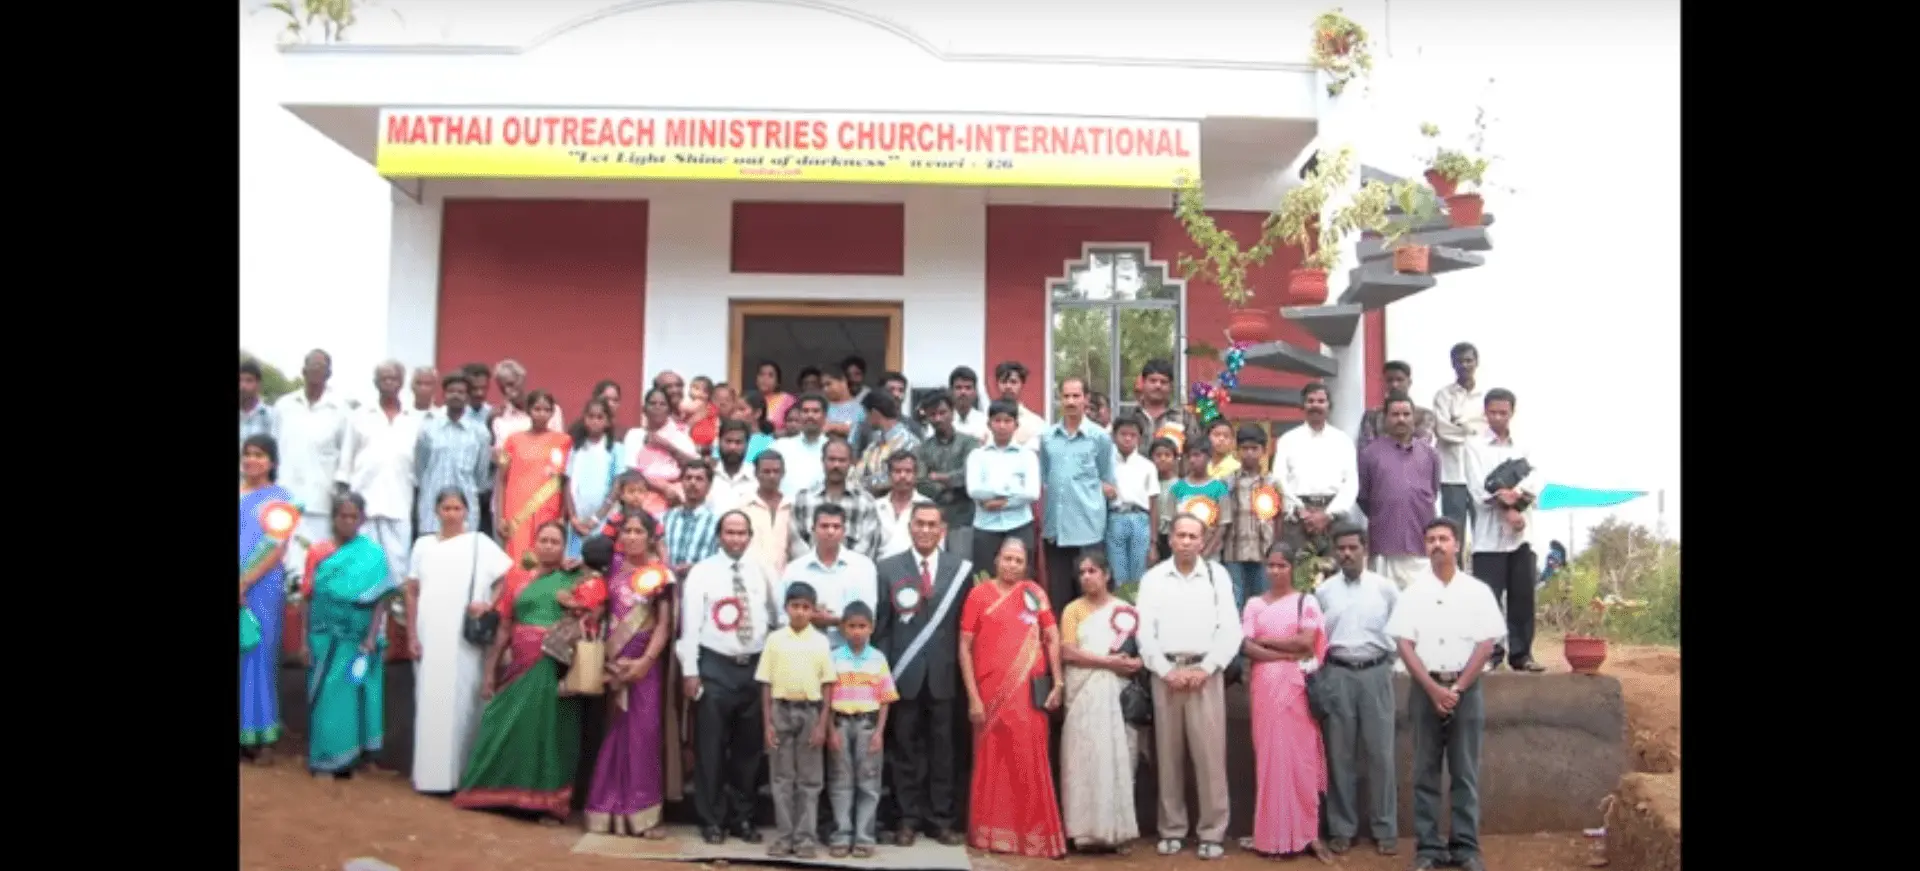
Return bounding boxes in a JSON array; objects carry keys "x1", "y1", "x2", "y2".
[
  {"x1": 1051, "y1": 308, "x2": 1178, "y2": 404},
  {"x1": 242, "y1": 350, "x2": 301, "y2": 404},
  {"x1": 1537, "y1": 518, "x2": 1680, "y2": 645}
]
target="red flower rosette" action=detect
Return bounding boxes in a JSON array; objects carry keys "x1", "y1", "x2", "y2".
[
  {"x1": 630, "y1": 564, "x2": 669, "y2": 600},
  {"x1": 891, "y1": 576, "x2": 929, "y2": 617},
  {"x1": 1108, "y1": 604, "x2": 1140, "y2": 652},
  {"x1": 1252, "y1": 484, "x2": 1282, "y2": 521},
  {"x1": 711, "y1": 597, "x2": 746, "y2": 633},
  {"x1": 1179, "y1": 494, "x2": 1221, "y2": 527},
  {"x1": 258, "y1": 500, "x2": 299, "y2": 542},
  {"x1": 1154, "y1": 421, "x2": 1187, "y2": 452}
]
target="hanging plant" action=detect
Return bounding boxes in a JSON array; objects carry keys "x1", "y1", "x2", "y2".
[
  {"x1": 1173, "y1": 174, "x2": 1287, "y2": 343},
  {"x1": 1309, "y1": 9, "x2": 1374, "y2": 97},
  {"x1": 1272, "y1": 147, "x2": 1363, "y2": 306}
]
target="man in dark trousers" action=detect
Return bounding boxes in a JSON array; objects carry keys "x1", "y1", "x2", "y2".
[
  {"x1": 873, "y1": 503, "x2": 973, "y2": 847},
  {"x1": 677, "y1": 511, "x2": 784, "y2": 845}
]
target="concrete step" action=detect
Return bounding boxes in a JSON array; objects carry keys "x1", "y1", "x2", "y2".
[
  {"x1": 1223, "y1": 386, "x2": 1305, "y2": 408},
  {"x1": 1357, "y1": 226, "x2": 1493, "y2": 259},
  {"x1": 1236, "y1": 340, "x2": 1339, "y2": 378},
  {"x1": 1280, "y1": 303, "x2": 1363, "y2": 346},
  {"x1": 1339, "y1": 269, "x2": 1439, "y2": 310},
  {"x1": 1354, "y1": 245, "x2": 1484, "y2": 274}
]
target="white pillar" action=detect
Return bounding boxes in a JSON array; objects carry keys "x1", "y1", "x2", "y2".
[
  {"x1": 1308, "y1": 11, "x2": 1382, "y2": 437},
  {"x1": 384, "y1": 184, "x2": 443, "y2": 368}
]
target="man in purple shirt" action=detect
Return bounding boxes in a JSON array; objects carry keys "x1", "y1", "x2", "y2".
[{"x1": 1357, "y1": 392, "x2": 1441, "y2": 589}]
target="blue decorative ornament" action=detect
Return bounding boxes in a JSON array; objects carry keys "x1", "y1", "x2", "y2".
[
  {"x1": 1219, "y1": 370, "x2": 1239, "y2": 389},
  {"x1": 1226, "y1": 348, "x2": 1247, "y2": 369},
  {"x1": 1191, "y1": 382, "x2": 1214, "y2": 400}
]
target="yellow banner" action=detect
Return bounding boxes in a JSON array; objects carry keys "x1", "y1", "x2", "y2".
[{"x1": 376, "y1": 109, "x2": 1201, "y2": 189}]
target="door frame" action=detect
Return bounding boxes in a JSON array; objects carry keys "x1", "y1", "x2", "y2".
[{"x1": 726, "y1": 300, "x2": 905, "y2": 390}]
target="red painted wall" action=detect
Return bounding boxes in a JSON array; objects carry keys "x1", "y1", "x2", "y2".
[
  {"x1": 984, "y1": 205, "x2": 1331, "y2": 426},
  {"x1": 1365, "y1": 309, "x2": 1386, "y2": 408},
  {"x1": 731, "y1": 201, "x2": 906, "y2": 275},
  {"x1": 437, "y1": 199, "x2": 650, "y2": 431}
]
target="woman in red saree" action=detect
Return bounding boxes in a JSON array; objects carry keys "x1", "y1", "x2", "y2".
[
  {"x1": 958, "y1": 537, "x2": 1067, "y2": 859},
  {"x1": 496, "y1": 390, "x2": 572, "y2": 597}
]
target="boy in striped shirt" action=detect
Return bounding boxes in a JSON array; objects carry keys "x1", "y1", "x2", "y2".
[{"x1": 826, "y1": 602, "x2": 899, "y2": 857}]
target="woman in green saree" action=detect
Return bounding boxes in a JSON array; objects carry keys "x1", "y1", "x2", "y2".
[
  {"x1": 303, "y1": 493, "x2": 401, "y2": 778},
  {"x1": 454, "y1": 520, "x2": 598, "y2": 819}
]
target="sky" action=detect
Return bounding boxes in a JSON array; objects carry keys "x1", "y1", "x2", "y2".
[{"x1": 237, "y1": 0, "x2": 1680, "y2": 551}]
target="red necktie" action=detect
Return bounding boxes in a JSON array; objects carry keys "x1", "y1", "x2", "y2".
[{"x1": 921, "y1": 557, "x2": 933, "y2": 590}]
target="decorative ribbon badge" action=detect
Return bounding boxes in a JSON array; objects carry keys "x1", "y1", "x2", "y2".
[
  {"x1": 1252, "y1": 485, "x2": 1282, "y2": 521},
  {"x1": 1021, "y1": 586, "x2": 1043, "y2": 615},
  {"x1": 258, "y1": 501, "x2": 299, "y2": 542},
  {"x1": 892, "y1": 577, "x2": 928, "y2": 617},
  {"x1": 1109, "y1": 605, "x2": 1140, "y2": 653},
  {"x1": 632, "y1": 565, "x2": 669, "y2": 599},
  {"x1": 1154, "y1": 421, "x2": 1187, "y2": 452},
  {"x1": 549, "y1": 447, "x2": 565, "y2": 473},
  {"x1": 712, "y1": 597, "x2": 745, "y2": 632},
  {"x1": 1180, "y1": 495, "x2": 1221, "y2": 527}
]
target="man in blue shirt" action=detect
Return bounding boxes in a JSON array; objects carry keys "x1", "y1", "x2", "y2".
[{"x1": 1038, "y1": 377, "x2": 1116, "y2": 618}]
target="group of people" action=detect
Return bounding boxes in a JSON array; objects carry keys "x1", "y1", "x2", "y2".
[{"x1": 239, "y1": 341, "x2": 1543, "y2": 871}]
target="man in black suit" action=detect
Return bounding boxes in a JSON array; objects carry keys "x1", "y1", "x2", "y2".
[{"x1": 873, "y1": 503, "x2": 973, "y2": 847}]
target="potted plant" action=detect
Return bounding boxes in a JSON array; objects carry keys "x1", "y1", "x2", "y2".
[
  {"x1": 1309, "y1": 9, "x2": 1374, "y2": 97},
  {"x1": 1418, "y1": 114, "x2": 1494, "y2": 229},
  {"x1": 1374, "y1": 183, "x2": 1443, "y2": 274},
  {"x1": 1174, "y1": 176, "x2": 1285, "y2": 343},
  {"x1": 1274, "y1": 147, "x2": 1364, "y2": 305},
  {"x1": 1565, "y1": 593, "x2": 1647, "y2": 675}
]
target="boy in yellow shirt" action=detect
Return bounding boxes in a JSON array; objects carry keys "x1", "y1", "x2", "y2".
[{"x1": 756, "y1": 581, "x2": 837, "y2": 859}]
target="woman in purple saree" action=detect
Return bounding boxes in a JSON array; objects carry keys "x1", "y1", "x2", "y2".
[{"x1": 584, "y1": 512, "x2": 676, "y2": 837}]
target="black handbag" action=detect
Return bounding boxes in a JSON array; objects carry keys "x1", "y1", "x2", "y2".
[
  {"x1": 1116, "y1": 635, "x2": 1154, "y2": 727},
  {"x1": 1484, "y1": 457, "x2": 1536, "y2": 509},
  {"x1": 460, "y1": 533, "x2": 500, "y2": 647},
  {"x1": 1299, "y1": 593, "x2": 1332, "y2": 721}
]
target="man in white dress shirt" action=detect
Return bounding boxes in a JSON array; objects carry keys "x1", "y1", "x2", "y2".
[
  {"x1": 1135, "y1": 514, "x2": 1244, "y2": 861},
  {"x1": 1462, "y1": 388, "x2": 1547, "y2": 673},
  {"x1": 1385, "y1": 517, "x2": 1506, "y2": 871},
  {"x1": 874, "y1": 453, "x2": 935, "y2": 558},
  {"x1": 773, "y1": 394, "x2": 831, "y2": 498},
  {"x1": 273, "y1": 349, "x2": 353, "y2": 572},
  {"x1": 336, "y1": 360, "x2": 424, "y2": 586},
  {"x1": 1315, "y1": 526, "x2": 1402, "y2": 857},
  {"x1": 781, "y1": 503, "x2": 880, "y2": 651},
  {"x1": 1431, "y1": 343, "x2": 1488, "y2": 565},
  {"x1": 945, "y1": 366, "x2": 990, "y2": 442},
  {"x1": 1273, "y1": 381, "x2": 1361, "y2": 562},
  {"x1": 678, "y1": 510, "x2": 784, "y2": 845},
  {"x1": 709, "y1": 419, "x2": 760, "y2": 513}
]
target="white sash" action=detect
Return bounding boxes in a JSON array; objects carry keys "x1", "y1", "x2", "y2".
[{"x1": 894, "y1": 557, "x2": 971, "y2": 676}]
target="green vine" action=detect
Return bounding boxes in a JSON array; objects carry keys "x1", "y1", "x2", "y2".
[
  {"x1": 1309, "y1": 9, "x2": 1373, "y2": 97},
  {"x1": 1274, "y1": 147, "x2": 1367, "y2": 273},
  {"x1": 1172, "y1": 175, "x2": 1284, "y2": 308}
]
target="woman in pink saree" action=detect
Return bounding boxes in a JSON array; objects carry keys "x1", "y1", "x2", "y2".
[
  {"x1": 1242, "y1": 545, "x2": 1334, "y2": 862},
  {"x1": 584, "y1": 512, "x2": 676, "y2": 837}
]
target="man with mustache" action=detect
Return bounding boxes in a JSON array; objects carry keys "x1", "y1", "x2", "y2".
[
  {"x1": 1384, "y1": 518, "x2": 1505, "y2": 871},
  {"x1": 1315, "y1": 526, "x2": 1401, "y2": 857},
  {"x1": 1357, "y1": 392, "x2": 1441, "y2": 590}
]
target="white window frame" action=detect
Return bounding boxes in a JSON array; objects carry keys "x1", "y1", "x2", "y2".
[{"x1": 1041, "y1": 242, "x2": 1187, "y2": 422}]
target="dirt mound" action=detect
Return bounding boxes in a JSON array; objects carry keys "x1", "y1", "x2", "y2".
[
  {"x1": 1537, "y1": 634, "x2": 1680, "y2": 774},
  {"x1": 1605, "y1": 773, "x2": 1680, "y2": 871}
]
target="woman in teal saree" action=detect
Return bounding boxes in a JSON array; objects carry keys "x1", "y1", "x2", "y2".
[{"x1": 304, "y1": 493, "x2": 401, "y2": 777}]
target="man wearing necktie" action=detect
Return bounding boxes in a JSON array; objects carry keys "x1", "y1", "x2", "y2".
[
  {"x1": 677, "y1": 510, "x2": 783, "y2": 845},
  {"x1": 873, "y1": 504, "x2": 973, "y2": 847}
]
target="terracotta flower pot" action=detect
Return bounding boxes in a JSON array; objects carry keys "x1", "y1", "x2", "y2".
[
  {"x1": 1445, "y1": 192, "x2": 1485, "y2": 229},
  {"x1": 1286, "y1": 268, "x2": 1330, "y2": 306},
  {"x1": 1393, "y1": 244, "x2": 1431, "y2": 274},
  {"x1": 1424, "y1": 168, "x2": 1458, "y2": 198},
  {"x1": 1319, "y1": 31, "x2": 1351, "y2": 56},
  {"x1": 1226, "y1": 307, "x2": 1278, "y2": 344},
  {"x1": 1564, "y1": 634, "x2": 1609, "y2": 675}
]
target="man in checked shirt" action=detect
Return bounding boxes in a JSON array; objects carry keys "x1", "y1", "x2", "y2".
[{"x1": 663, "y1": 460, "x2": 722, "y2": 579}]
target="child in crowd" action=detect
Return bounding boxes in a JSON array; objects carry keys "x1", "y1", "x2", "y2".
[
  {"x1": 825, "y1": 602, "x2": 897, "y2": 858},
  {"x1": 596, "y1": 473, "x2": 653, "y2": 540},
  {"x1": 757, "y1": 581, "x2": 837, "y2": 859},
  {"x1": 1148, "y1": 437, "x2": 1181, "y2": 564},
  {"x1": 1216, "y1": 426, "x2": 1279, "y2": 609},
  {"x1": 1170, "y1": 441, "x2": 1230, "y2": 558},
  {"x1": 684, "y1": 376, "x2": 718, "y2": 452},
  {"x1": 1105, "y1": 416, "x2": 1159, "y2": 585},
  {"x1": 1205, "y1": 418, "x2": 1241, "y2": 480}
]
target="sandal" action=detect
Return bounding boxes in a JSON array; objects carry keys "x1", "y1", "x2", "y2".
[
  {"x1": 639, "y1": 826, "x2": 668, "y2": 840},
  {"x1": 1157, "y1": 839, "x2": 1185, "y2": 856},
  {"x1": 1197, "y1": 841, "x2": 1227, "y2": 860}
]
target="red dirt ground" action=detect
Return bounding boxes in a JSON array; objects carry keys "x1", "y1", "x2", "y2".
[{"x1": 241, "y1": 638, "x2": 1677, "y2": 871}]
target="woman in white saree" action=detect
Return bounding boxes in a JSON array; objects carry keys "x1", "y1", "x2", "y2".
[
  {"x1": 403, "y1": 487, "x2": 514, "y2": 793},
  {"x1": 1058, "y1": 553, "x2": 1144, "y2": 853}
]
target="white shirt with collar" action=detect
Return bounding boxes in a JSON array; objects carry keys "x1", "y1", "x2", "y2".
[
  {"x1": 1273, "y1": 421, "x2": 1358, "y2": 518},
  {"x1": 1012, "y1": 405, "x2": 1049, "y2": 451},
  {"x1": 708, "y1": 458, "x2": 758, "y2": 514},
  {"x1": 675, "y1": 550, "x2": 782, "y2": 674},
  {"x1": 875, "y1": 491, "x2": 935, "y2": 558},
  {"x1": 1431, "y1": 382, "x2": 1488, "y2": 485},
  {"x1": 1315, "y1": 568, "x2": 1401, "y2": 662},
  {"x1": 781, "y1": 546, "x2": 880, "y2": 648},
  {"x1": 336, "y1": 403, "x2": 423, "y2": 521},
  {"x1": 1384, "y1": 568, "x2": 1506, "y2": 673},
  {"x1": 1134, "y1": 555, "x2": 1244, "y2": 678},
  {"x1": 771, "y1": 433, "x2": 828, "y2": 498},
  {"x1": 1463, "y1": 429, "x2": 1545, "y2": 555},
  {"x1": 1111, "y1": 448, "x2": 1159, "y2": 513},
  {"x1": 951, "y1": 407, "x2": 990, "y2": 442},
  {"x1": 272, "y1": 387, "x2": 353, "y2": 519}
]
